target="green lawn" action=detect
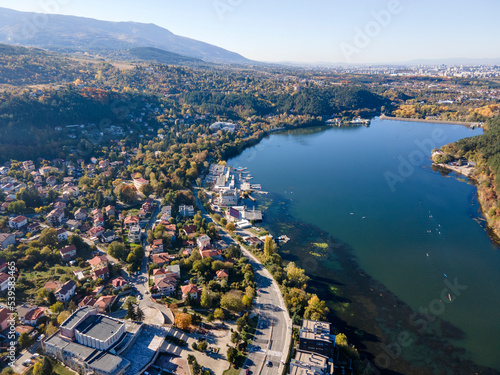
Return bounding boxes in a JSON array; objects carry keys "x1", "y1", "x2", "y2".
[{"x1": 52, "y1": 361, "x2": 76, "y2": 375}]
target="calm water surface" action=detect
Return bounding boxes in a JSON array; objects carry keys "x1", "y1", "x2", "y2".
[{"x1": 229, "y1": 118, "x2": 500, "y2": 371}]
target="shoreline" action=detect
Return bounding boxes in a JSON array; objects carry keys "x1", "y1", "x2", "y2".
[
  {"x1": 432, "y1": 162, "x2": 500, "y2": 245},
  {"x1": 380, "y1": 114, "x2": 482, "y2": 127}
]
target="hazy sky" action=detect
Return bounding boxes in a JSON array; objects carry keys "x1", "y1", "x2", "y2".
[{"x1": 0, "y1": 0, "x2": 499, "y2": 63}]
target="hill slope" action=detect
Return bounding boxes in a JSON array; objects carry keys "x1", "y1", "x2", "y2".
[{"x1": 0, "y1": 7, "x2": 250, "y2": 64}]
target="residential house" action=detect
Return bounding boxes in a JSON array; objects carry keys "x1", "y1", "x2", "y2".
[
  {"x1": 55, "y1": 280, "x2": 76, "y2": 302},
  {"x1": 94, "y1": 295, "x2": 115, "y2": 313},
  {"x1": 47, "y1": 208, "x2": 65, "y2": 224},
  {"x1": 151, "y1": 239, "x2": 164, "y2": 254},
  {"x1": 133, "y1": 177, "x2": 148, "y2": 191},
  {"x1": 124, "y1": 216, "x2": 139, "y2": 228},
  {"x1": 93, "y1": 267, "x2": 110, "y2": 281},
  {"x1": 0, "y1": 233, "x2": 16, "y2": 249},
  {"x1": 111, "y1": 277, "x2": 128, "y2": 290},
  {"x1": 200, "y1": 249, "x2": 223, "y2": 261},
  {"x1": 22, "y1": 306, "x2": 45, "y2": 326},
  {"x1": 59, "y1": 245, "x2": 77, "y2": 261},
  {"x1": 22, "y1": 160, "x2": 35, "y2": 172},
  {"x1": 0, "y1": 272, "x2": 10, "y2": 292},
  {"x1": 66, "y1": 220, "x2": 81, "y2": 230},
  {"x1": 39, "y1": 166, "x2": 52, "y2": 176},
  {"x1": 246, "y1": 237, "x2": 264, "y2": 248},
  {"x1": 216, "y1": 269, "x2": 229, "y2": 281},
  {"x1": 43, "y1": 280, "x2": 60, "y2": 293},
  {"x1": 57, "y1": 228, "x2": 68, "y2": 241},
  {"x1": 78, "y1": 296, "x2": 96, "y2": 308},
  {"x1": 87, "y1": 226, "x2": 105, "y2": 239},
  {"x1": 64, "y1": 185, "x2": 79, "y2": 197},
  {"x1": 183, "y1": 225, "x2": 197, "y2": 238},
  {"x1": 151, "y1": 253, "x2": 173, "y2": 267},
  {"x1": 142, "y1": 198, "x2": 153, "y2": 212},
  {"x1": 179, "y1": 205, "x2": 195, "y2": 217},
  {"x1": 74, "y1": 208, "x2": 88, "y2": 221},
  {"x1": 0, "y1": 307, "x2": 13, "y2": 331},
  {"x1": 218, "y1": 189, "x2": 238, "y2": 206},
  {"x1": 88, "y1": 255, "x2": 108, "y2": 270},
  {"x1": 180, "y1": 284, "x2": 201, "y2": 301},
  {"x1": 152, "y1": 265, "x2": 180, "y2": 279},
  {"x1": 196, "y1": 234, "x2": 211, "y2": 250},
  {"x1": 101, "y1": 230, "x2": 117, "y2": 243},
  {"x1": 46, "y1": 176, "x2": 57, "y2": 186},
  {"x1": 105, "y1": 205, "x2": 116, "y2": 218},
  {"x1": 154, "y1": 277, "x2": 176, "y2": 296},
  {"x1": 128, "y1": 225, "x2": 141, "y2": 243},
  {"x1": 9, "y1": 215, "x2": 27, "y2": 229}
]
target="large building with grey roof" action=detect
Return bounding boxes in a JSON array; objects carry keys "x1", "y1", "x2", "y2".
[
  {"x1": 43, "y1": 306, "x2": 136, "y2": 375},
  {"x1": 299, "y1": 320, "x2": 336, "y2": 358}
]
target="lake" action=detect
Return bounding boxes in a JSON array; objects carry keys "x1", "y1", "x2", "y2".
[{"x1": 228, "y1": 118, "x2": 500, "y2": 374}]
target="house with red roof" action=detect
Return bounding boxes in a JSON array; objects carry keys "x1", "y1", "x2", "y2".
[
  {"x1": 93, "y1": 266, "x2": 110, "y2": 281},
  {"x1": 216, "y1": 269, "x2": 229, "y2": 281},
  {"x1": 151, "y1": 253, "x2": 173, "y2": 266},
  {"x1": 23, "y1": 307, "x2": 45, "y2": 326},
  {"x1": 59, "y1": 245, "x2": 77, "y2": 261},
  {"x1": 79, "y1": 296, "x2": 96, "y2": 307},
  {"x1": 154, "y1": 276, "x2": 177, "y2": 296},
  {"x1": 95, "y1": 295, "x2": 115, "y2": 313},
  {"x1": 44, "y1": 280, "x2": 60, "y2": 292},
  {"x1": 200, "y1": 249, "x2": 223, "y2": 261},
  {"x1": 124, "y1": 216, "x2": 140, "y2": 228},
  {"x1": 9, "y1": 215, "x2": 27, "y2": 229},
  {"x1": 111, "y1": 277, "x2": 128, "y2": 290},
  {"x1": 89, "y1": 255, "x2": 108, "y2": 270},
  {"x1": 151, "y1": 239, "x2": 164, "y2": 254},
  {"x1": 0, "y1": 272, "x2": 10, "y2": 292},
  {"x1": 0, "y1": 307, "x2": 13, "y2": 331},
  {"x1": 183, "y1": 225, "x2": 197, "y2": 238},
  {"x1": 180, "y1": 284, "x2": 201, "y2": 301}
]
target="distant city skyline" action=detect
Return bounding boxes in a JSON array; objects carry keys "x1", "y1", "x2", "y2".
[{"x1": 0, "y1": 0, "x2": 498, "y2": 64}]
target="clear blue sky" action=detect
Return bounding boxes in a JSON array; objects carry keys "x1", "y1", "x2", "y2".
[{"x1": 0, "y1": 0, "x2": 498, "y2": 63}]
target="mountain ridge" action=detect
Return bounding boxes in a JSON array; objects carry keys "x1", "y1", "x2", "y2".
[{"x1": 0, "y1": 7, "x2": 251, "y2": 64}]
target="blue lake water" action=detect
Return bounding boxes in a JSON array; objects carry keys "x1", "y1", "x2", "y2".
[{"x1": 228, "y1": 118, "x2": 500, "y2": 372}]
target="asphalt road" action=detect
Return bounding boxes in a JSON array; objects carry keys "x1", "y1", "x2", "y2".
[{"x1": 194, "y1": 189, "x2": 292, "y2": 375}]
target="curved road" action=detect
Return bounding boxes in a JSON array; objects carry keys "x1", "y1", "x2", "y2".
[{"x1": 194, "y1": 189, "x2": 292, "y2": 375}]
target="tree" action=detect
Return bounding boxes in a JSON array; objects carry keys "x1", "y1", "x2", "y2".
[
  {"x1": 57, "y1": 310, "x2": 71, "y2": 325},
  {"x1": 39, "y1": 228, "x2": 59, "y2": 248},
  {"x1": 108, "y1": 241, "x2": 127, "y2": 260},
  {"x1": 304, "y1": 294, "x2": 329, "y2": 321},
  {"x1": 198, "y1": 340, "x2": 208, "y2": 351},
  {"x1": 227, "y1": 347, "x2": 238, "y2": 364},
  {"x1": 285, "y1": 262, "x2": 309, "y2": 288},
  {"x1": 221, "y1": 290, "x2": 245, "y2": 313},
  {"x1": 126, "y1": 301, "x2": 136, "y2": 320},
  {"x1": 33, "y1": 357, "x2": 52, "y2": 375},
  {"x1": 18, "y1": 332, "x2": 32, "y2": 348},
  {"x1": 225, "y1": 222, "x2": 236, "y2": 232},
  {"x1": 231, "y1": 330, "x2": 241, "y2": 344},
  {"x1": 200, "y1": 288, "x2": 213, "y2": 309},
  {"x1": 136, "y1": 307, "x2": 144, "y2": 321},
  {"x1": 214, "y1": 308, "x2": 225, "y2": 321},
  {"x1": 175, "y1": 313, "x2": 192, "y2": 330},
  {"x1": 187, "y1": 354, "x2": 196, "y2": 365},
  {"x1": 50, "y1": 302, "x2": 64, "y2": 314},
  {"x1": 8, "y1": 200, "x2": 26, "y2": 214},
  {"x1": 45, "y1": 322, "x2": 58, "y2": 336},
  {"x1": 140, "y1": 183, "x2": 154, "y2": 197},
  {"x1": 263, "y1": 235, "x2": 275, "y2": 259},
  {"x1": 119, "y1": 184, "x2": 137, "y2": 203}
]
